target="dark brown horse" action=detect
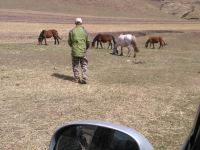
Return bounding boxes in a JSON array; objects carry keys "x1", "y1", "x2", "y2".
[
  {"x1": 145, "y1": 36, "x2": 167, "y2": 49},
  {"x1": 38, "y1": 29, "x2": 61, "y2": 45},
  {"x1": 91, "y1": 34, "x2": 116, "y2": 49}
]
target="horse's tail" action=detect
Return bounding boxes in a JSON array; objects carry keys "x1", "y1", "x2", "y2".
[
  {"x1": 132, "y1": 40, "x2": 139, "y2": 53},
  {"x1": 57, "y1": 35, "x2": 62, "y2": 40},
  {"x1": 131, "y1": 36, "x2": 139, "y2": 52},
  {"x1": 134, "y1": 43, "x2": 139, "y2": 53},
  {"x1": 162, "y1": 39, "x2": 167, "y2": 46}
]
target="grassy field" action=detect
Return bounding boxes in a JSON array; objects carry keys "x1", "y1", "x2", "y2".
[
  {"x1": 1, "y1": 21, "x2": 200, "y2": 43},
  {"x1": 0, "y1": 31, "x2": 200, "y2": 150},
  {"x1": 0, "y1": 0, "x2": 200, "y2": 149}
]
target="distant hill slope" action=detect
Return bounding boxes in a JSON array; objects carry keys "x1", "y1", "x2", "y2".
[
  {"x1": 1, "y1": 0, "x2": 199, "y2": 21},
  {"x1": 161, "y1": 0, "x2": 200, "y2": 20},
  {"x1": 0, "y1": 0, "x2": 175, "y2": 19}
]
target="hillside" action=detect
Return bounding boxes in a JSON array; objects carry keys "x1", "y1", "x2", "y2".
[
  {"x1": 161, "y1": 0, "x2": 200, "y2": 20},
  {"x1": 0, "y1": 0, "x2": 175, "y2": 19},
  {"x1": 1, "y1": 0, "x2": 200, "y2": 21}
]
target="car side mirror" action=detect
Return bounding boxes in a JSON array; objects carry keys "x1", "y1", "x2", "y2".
[
  {"x1": 49, "y1": 120, "x2": 154, "y2": 150},
  {"x1": 182, "y1": 105, "x2": 200, "y2": 150}
]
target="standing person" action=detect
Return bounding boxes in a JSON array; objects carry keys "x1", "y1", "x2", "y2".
[{"x1": 68, "y1": 18, "x2": 90, "y2": 84}]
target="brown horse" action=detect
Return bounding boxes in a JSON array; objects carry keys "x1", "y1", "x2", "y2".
[
  {"x1": 38, "y1": 29, "x2": 61, "y2": 45},
  {"x1": 145, "y1": 36, "x2": 167, "y2": 49},
  {"x1": 91, "y1": 34, "x2": 116, "y2": 49}
]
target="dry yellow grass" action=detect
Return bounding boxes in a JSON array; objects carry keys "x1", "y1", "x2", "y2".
[
  {"x1": 3, "y1": 22, "x2": 200, "y2": 33},
  {"x1": 0, "y1": 32, "x2": 200, "y2": 150},
  {"x1": 1, "y1": 1, "x2": 200, "y2": 150},
  {"x1": 1, "y1": 21, "x2": 200, "y2": 43}
]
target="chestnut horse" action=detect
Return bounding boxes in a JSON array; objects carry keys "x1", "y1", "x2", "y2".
[
  {"x1": 38, "y1": 29, "x2": 61, "y2": 45},
  {"x1": 145, "y1": 36, "x2": 166, "y2": 49},
  {"x1": 91, "y1": 34, "x2": 116, "y2": 49},
  {"x1": 112, "y1": 34, "x2": 139, "y2": 58}
]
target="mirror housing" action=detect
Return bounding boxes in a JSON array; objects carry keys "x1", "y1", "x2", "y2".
[
  {"x1": 49, "y1": 120, "x2": 154, "y2": 150},
  {"x1": 182, "y1": 105, "x2": 200, "y2": 150}
]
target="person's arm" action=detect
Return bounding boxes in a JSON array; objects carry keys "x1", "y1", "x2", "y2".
[
  {"x1": 68, "y1": 31, "x2": 72, "y2": 47},
  {"x1": 86, "y1": 36, "x2": 90, "y2": 50}
]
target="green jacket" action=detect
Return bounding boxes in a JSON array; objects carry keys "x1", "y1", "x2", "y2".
[{"x1": 68, "y1": 25, "x2": 90, "y2": 57}]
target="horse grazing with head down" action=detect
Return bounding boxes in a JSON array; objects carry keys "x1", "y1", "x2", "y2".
[
  {"x1": 91, "y1": 34, "x2": 116, "y2": 49},
  {"x1": 145, "y1": 36, "x2": 166, "y2": 49},
  {"x1": 112, "y1": 34, "x2": 139, "y2": 58},
  {"x1": 38, "y1": 29, "x2": 61, "y2": 45}
]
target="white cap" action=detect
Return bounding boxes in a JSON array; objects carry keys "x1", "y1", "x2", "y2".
[{"x1": 75, "y1": 18, "x2": 82, "y2": 24}]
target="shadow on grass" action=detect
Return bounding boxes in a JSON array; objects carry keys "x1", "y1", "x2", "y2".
[
  {"x1": 51, "y1": 73, "x2": 74, "y2": 81},
  {"x1": 132, "y1": 60, "x2": 145, "y2": 64}
]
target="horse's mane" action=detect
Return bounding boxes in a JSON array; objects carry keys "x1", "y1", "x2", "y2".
[{"x1": 92, "y1": 34, "x2": 100, "y2": 42}]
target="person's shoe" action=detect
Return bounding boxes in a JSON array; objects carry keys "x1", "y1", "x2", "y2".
[
  {"x1": 72, "y1": 78, "x2": 81, "y2": 83},
  {"x1": 81, "y1": 79, "x2": 87, "y2": 84}
]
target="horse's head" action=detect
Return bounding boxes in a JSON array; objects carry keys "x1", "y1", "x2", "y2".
[
  {"x1": 145, "y1": 39, "x2": 150, "y2": 48},
  {"x1": 145, "y1": 42, "x2": 148, "y2": 48},
  {"x1": 112, "y1": 43, "x2": 118, "y2": 55},
  {"x1": 37, "y1": 30, "x2": 45, "y2": 45},
  {"x1": 38, "y1": 37, "x2": 43, "y2": 45},
  {"x1": 91, "y1": 41, "x2": 95, "y2": 48}
]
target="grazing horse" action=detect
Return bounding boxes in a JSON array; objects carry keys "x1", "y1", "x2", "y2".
[
  {"x1": 112, "y1": 34, "x2": 139, "y2": 57},
  {"x1": 38, "y1": 29, "x2": 61, "y2": 45},
  {"x1": 145, "y1": 36, "x2": 166, "y2": 49},
  {"x1": 91, "y1": 34, "x2": 116, "y2": 49}
]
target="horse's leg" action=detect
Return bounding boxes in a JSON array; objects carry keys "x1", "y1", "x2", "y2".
[
  {"x1": 107, "y1": 42, "x2": 110, "y2": 49},
  {"x1": 100, "y1": 42, "x2": 103, "y2": 49},
  {"x1": 127, "y1": 46, "x2": 131, "y2": 57},
  {"x1": 98, "y1": 41, "x2": 100, "y2": 48},
  {"x1": 120, "y1": 46, "x2": 123, "y2": 56},
  {"x1": 55, "y1": 37, "x2": 59, "y2": 45},
  {"x1": 108, "y1": 41, "x2": 112, "y2": 49},
  {"x1": 159, "y1": 41, "x2": 162, "y2": 49},
  {"x1": 54, "y1": 37, "x2": 56, "y2": 45},
  {"x1": 152, "y1": 43, "x2": 155, "y2": 49},
  {"x1": 57, "y1": 38, "x2": 59, "y2": 45},
  {"x1": 149, "y1": 42, "x2": 152, "y2": 48},
  {"x1": 96, "y1": 41, "x2": 99, "y2": 48},
  {"x1": 44, "y1": 37, "x2": 47, "y2": 45}
]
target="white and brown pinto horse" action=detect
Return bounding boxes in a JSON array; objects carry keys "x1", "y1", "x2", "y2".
[{"x1": 112, "y1": 34, "x2": 139, "y2": 57}]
